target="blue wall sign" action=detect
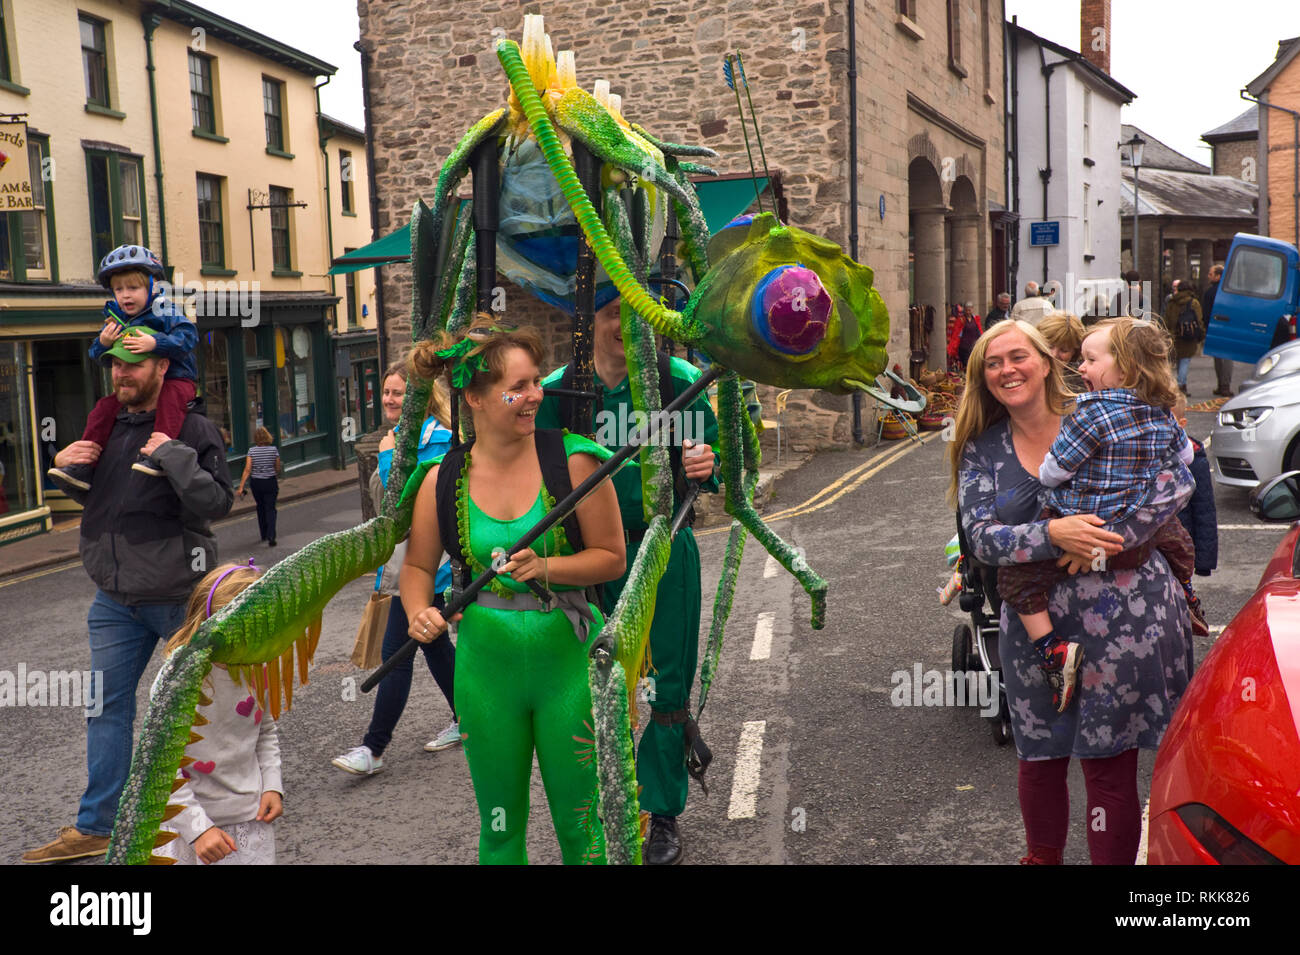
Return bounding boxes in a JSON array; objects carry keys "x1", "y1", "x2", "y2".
[{"x1": 1030, "y1": 221, "x2": 1060, "y2": 247}]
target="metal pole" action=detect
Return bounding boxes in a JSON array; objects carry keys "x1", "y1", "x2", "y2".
[
  {"x1": 1133, "y1": 166, "x2": 1140, "y2": 274},
  {"x1": 1241, "y1": 90, "x2": 1300, "y2": 249},
  {"x1": 571, "y1": 141, "x2": 602, "y2": 438}
]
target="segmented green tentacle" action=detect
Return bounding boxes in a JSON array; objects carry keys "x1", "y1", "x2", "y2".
[
  {"x1": 496, "y1": 39, "x2": 700, "y2": 343},
  {"x1": 717, "y1": 373, "x2": 827, "y2": 629},
  {"x1": 108, "y1": 644, "x2": 212, "y2": 864},
  {"x1": 628, "y1": 124, "x2": 720, "y2": 159},
  {"x1": 667, "y1": 160, "x2": 712, "y2": 285},
  {"x1": 589, "y1": 657, "x2": 641, "y2": 865},
  {"x1": 697, "y1": 513, "x2": 750, "y2": 718}
]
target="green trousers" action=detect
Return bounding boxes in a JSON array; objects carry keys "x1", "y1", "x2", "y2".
[
  {"x1": 604, "y1": 528, "x2": 702, "y2": 818},
  {"x1": 456, "y1": 600, "x2": 606, "y2": 865}
]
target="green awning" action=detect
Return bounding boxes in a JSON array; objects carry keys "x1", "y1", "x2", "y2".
[
  {"x1": 328, "y1": 226, "x2": 415, "y2": 275},
  {"x1": 327, "y1": 176, "x2": 770, "y2": 276}
]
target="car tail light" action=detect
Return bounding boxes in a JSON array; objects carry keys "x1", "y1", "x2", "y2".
[{"x1": 1174, "y1": 803, "x2": 1285, "y2": 864}]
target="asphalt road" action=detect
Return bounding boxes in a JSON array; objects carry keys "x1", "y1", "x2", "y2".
[{"x1": 0, "y1": 398, "x2": 1285, "y2": 865}]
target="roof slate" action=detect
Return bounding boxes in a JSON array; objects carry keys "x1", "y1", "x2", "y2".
[
  {"x1": 1119, "y1": 168, "x2": 1257, "y2": 219},
  {"x1": 1120, "y1": 124, "x2": 1210, "y2": 174}
]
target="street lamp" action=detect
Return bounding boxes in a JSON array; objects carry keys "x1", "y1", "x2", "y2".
[{"x1": 1121, "y1": 133, "x2": 1146, "y2": 274}]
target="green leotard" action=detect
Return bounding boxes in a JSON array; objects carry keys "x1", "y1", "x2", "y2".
[{"x1": 452, "y1": 433, "x2": 609, "y2": 864}]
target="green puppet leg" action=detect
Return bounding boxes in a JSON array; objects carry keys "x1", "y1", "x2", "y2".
[{"x1": 717, "y1": 373, "x2": 827, "y2": 629}]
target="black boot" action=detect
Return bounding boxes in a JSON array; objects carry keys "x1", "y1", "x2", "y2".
[{"x1": 644, "y1": 814, "x2": 682, "y2": 865}]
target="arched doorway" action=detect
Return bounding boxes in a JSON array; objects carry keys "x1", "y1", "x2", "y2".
[{"x1": 909, "y1": 157, "x2": 946, "y2": 371}]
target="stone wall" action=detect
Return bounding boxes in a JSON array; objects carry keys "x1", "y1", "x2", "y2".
[
  {"x1": 359, "y1": 0, "x2": 1003, "y2": 450},
  {"x1": 1211, "y1": 138, "x2": 1256, "y2": 182}
]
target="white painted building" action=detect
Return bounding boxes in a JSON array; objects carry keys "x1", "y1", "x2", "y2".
[{"x1": 1005, "y1": 20, "x2": 1134, "y2": 314}]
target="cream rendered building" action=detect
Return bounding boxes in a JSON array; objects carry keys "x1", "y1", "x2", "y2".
[{"x1": 0, "y1": 0, "x2": 375, "y2": 544}]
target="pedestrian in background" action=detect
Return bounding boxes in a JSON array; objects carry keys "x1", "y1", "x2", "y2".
[
  {"x1": 237, "y1": 427, "x2": 283, "y2": 547},
  {"x1": 1010, "y1": 281, "x2": 1052, "y2": 326},
  {"x1": 1163, "y1": 278, "x2": 1204, "y2": 396},
  {"x1": 985, "y1": 292, "x2": 1012, "y2": 329},
  {"x1": 1036, "y1": 312, "x2": 1086, "y2": 391},
  {"x1": 1202, "y1": 264, "x2": 1232, "y2": 396}
]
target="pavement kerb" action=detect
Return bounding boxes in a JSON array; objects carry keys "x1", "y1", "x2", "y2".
[{"x1": 0, "y1": 469, "x2": 359, "y2": 582}]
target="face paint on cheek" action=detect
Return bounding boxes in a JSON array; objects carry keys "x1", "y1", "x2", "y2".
[{"x1": 501, "y1": 391, "x2": 522, "y2": 405}]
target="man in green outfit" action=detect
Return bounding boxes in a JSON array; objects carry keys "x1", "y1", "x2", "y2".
[{"x1": 536, "y1": 297, "x2": 718, "y2": 865}]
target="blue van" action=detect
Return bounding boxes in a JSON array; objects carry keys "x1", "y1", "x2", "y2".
[{"x1": 1203, "y1": 233, "x2": 1300, "y2": 364}]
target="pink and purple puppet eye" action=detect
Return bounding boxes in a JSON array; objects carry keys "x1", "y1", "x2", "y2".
[{"x1": 750, "y1": 264, "x2": 831, "y2": 355}]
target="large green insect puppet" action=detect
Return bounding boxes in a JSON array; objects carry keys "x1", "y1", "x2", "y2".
[{"x1": 108, "y1": 15, "x2": 909, "y2": 865}]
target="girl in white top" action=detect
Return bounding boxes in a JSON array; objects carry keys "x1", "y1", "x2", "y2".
[{"x1": 153, "y1": 560, "x2": 283, "y2": 865}]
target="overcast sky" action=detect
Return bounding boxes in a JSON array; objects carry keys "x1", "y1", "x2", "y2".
[
  {"x1": 1005, "y1": 0, "x2": 1299, "y2": 163},
  {"x1": 198, "y1": 0, "x2": 1299, "y2": 166}
]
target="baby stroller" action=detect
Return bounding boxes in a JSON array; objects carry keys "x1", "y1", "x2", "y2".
[{"x1": 941, "y1": 516, "x2": 1013, "y2": 745}]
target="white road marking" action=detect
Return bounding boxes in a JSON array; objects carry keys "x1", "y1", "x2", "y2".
[
  {"x1": 727, "y1": 720, "x2": 767, "y2": 819},
  {"x1": 750, "y1": 612, "x2": 775, "y2": 660},
  {"x1": 763, "y1": 554, "x2": 779, "y2": 578},
  {"x1": 1216, "y1": 524, "x2": 1292, "y2": 530}
]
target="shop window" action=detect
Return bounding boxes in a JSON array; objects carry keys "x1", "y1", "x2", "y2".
[
  {"x1": 0, "y1": 136, "x2": 55, "y2": 282},
  {"x1": 85, "y1": 148, "x2": 148, "y2": 271},
  {"x1": 79, "y1": 14, "x2": 110, "y2": 108},
  {"x1": 0, "y1": 341, "x2": 37, "y2": 516},
  {"x1": 276, "y1": 326, "x2": 316, "y2": 439},
  {"x1": 269, "y1": 185, "x2": 292, "y2": 271},
  {"x1": 200, "y1": 330, "x2": 233, "y2": 451},
  {"x1": 197, "y1": 174, "x2": 225, "y2": 268},
  {"x1": 339, "y1": 149, "x2": 354, "y2": 213},
  {"x1": 263, "y1": 77, "x2": 285, "y2": 152},
  {"x1": 190, "y1": 51, "x2": 216, "y2": 134}
]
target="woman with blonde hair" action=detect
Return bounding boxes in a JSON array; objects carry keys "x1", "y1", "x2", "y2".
[
  {"x1": 401, "y1": 318, "x2": 625, "y2": 863},
  {"x1": 236, "y1": 426, "x2": 282, "y2": 546},
  {"x1": 947, "y1": 319, "x2": 1194, "y2": 865}
]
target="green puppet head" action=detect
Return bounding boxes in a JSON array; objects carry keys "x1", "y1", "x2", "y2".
[{"x1": 683, "y1": 213, "x2": 889, "y2": 394}]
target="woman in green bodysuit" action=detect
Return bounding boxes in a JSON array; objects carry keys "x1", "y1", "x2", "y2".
[{"x1": 401, "y1": 323, "x2": 626, "y2": 864}]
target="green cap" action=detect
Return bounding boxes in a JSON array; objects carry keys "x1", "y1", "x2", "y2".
[{"x1": 101, "y1": 327, "x2": 154, "y2": 365}]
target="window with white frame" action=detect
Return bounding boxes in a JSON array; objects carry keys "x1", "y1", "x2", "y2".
[{"x1": 1083, "y1": 88, "x2": 1092, "y2": 160}]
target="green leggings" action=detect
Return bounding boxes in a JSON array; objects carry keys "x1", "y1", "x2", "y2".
[{"x1": 456, "y1": 601, "x2": 606, "y2": 864}]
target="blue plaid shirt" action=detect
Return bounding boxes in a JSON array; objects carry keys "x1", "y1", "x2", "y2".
[{"x1": 1040, "y1": 389, "x2": 1193, "y2": 521}]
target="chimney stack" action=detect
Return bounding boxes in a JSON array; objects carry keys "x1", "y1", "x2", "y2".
[{"x1": 1081, "y1": 0, "x2": 1111, "y2": 74}]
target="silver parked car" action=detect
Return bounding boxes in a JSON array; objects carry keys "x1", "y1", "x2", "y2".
[
  {"x1": 1208, "y1": 359, "x2": 1300, "y2": 486},
  {"x1": 1239, "y1": 338, "x2": 1300, "y2": 392}
]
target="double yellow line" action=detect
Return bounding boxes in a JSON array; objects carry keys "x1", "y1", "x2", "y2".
[{"x1": 698, "y1": 431, "x2": 941, "y2": 536}]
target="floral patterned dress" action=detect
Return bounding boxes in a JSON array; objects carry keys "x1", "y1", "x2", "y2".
[{"x1": 958, "y1": 419, "x2": 1196, "y2": 760}]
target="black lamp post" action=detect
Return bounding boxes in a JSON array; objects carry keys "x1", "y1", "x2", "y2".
[{"x1": 1121, "y1": 133, "x2": 1146, "y2": 273}]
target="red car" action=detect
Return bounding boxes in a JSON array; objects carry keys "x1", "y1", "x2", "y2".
[{"x1": 1148, "y1": 473, "x2": 1300, "y2": 865}]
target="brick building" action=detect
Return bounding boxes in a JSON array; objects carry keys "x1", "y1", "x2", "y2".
[
  {"x1": 1202, "y1": 106, "x2": 1259, "y2": 183},
  {"x1": 356, "y1": 0, "x2": 1006, "y2": 449},
  {"x1": 1246, "y1": 35, "x2": 1300, "y2": 249}
]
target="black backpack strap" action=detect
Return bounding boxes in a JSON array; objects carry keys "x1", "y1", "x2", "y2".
[
  {"x1": 534, "y1": 429, "x2": 584, "y2": 553},
  {"x1": 435, "y1": 441, "x2": 472, "y2": 587}
]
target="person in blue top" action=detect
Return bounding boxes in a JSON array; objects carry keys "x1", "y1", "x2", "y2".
[
  {"x1": 332, "y1": 362, "x2": 459, "y2": 775},
  {"x1": 49, "y1": 245, "x2": 199, "y2": 490},
  {"x1": 536, "y1": 297, "x2": 719, "y2": 864}
]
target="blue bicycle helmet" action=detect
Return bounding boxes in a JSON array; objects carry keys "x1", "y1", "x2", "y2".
[{"x1": 97, "y1": 244, "x2": 165, "y2": 288}]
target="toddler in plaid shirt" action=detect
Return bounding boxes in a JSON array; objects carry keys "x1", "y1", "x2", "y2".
[{"x1": 999, "y1": 318, "x2": 1203, "y2": 713}]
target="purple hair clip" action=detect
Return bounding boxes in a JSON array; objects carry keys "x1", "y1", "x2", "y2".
[{"x1": 206, "y1": 558, "x2": 261, "y2": 618}]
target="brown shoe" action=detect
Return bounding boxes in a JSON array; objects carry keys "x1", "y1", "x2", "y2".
[{"x1": 21, "y1": 826, "x2": 109, "y2": 863}]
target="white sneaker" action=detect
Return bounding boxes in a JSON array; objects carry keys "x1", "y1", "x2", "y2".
[
  {"x1": 331, "y1": 745, "x2": 383, "y2": 775},
  {"x1": 424, "y1": 721, "x2": 462, "y2": 752}
]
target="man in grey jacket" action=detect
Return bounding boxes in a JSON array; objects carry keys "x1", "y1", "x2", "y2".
[{"x1": 23, "y1": 348, "x2": 233, "y2": 863}]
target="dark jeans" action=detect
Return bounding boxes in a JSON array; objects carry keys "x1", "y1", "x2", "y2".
[
  {"x1": 363, "y1": 593, "x2": 456, "y2": 757},
  {"x1": 250, "y1": 476, "x2": 278, "y2": 541}
]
